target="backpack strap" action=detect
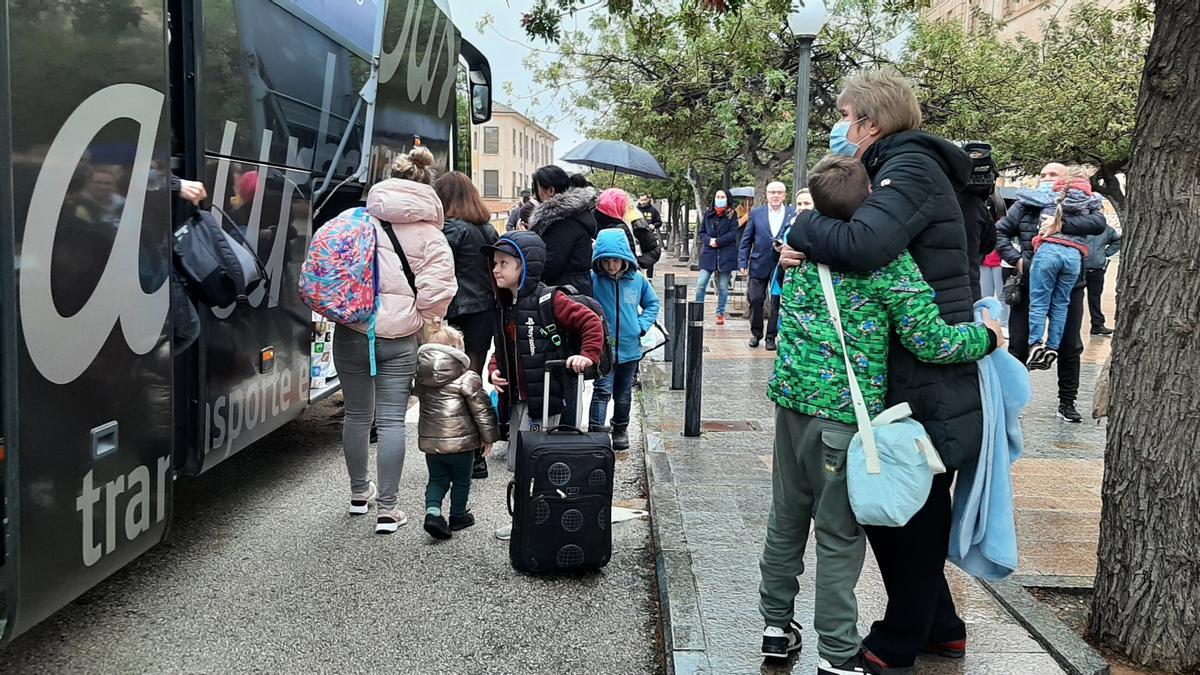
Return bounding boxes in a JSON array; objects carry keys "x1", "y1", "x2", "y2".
[
  {"x1": 379, "y1": 220, "x2": 418, "y2": 298},
  {"x1": 537, "y1": 288, "x2": 564, "y2": 359}
]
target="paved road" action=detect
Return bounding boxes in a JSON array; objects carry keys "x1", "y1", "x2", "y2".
[{"x1": 1, "y1": 396, "x2": 662, "y2": 674}]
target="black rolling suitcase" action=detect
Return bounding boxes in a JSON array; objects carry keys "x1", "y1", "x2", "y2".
[{"x1": 507, "y1": 360, "x2": 615, "y2": 573}]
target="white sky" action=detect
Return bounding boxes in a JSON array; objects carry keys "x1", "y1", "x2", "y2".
[{"x1": 449, "y1": 0, "x2": 596, "y2": 166}]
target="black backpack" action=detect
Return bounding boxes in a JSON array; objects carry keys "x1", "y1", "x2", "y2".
[
  {"x1": 173, "y1": 207, "x2": 268, "y2": 307},
  {"x1": 537, "y1": 285, "x2": 613, "y2": 380}
]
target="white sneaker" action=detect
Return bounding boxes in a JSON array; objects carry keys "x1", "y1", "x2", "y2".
[
  {"x1": 348, "y1": 481, "x2": 377, "y2": 515},
  {"x1": 375, "y1": 508, "x2": 408, "y2": 534},
  {"x1": 761, "y1": 620, "x2": 803, "y2": 659},
  {"x1": 494, "y1": 524, "x2": 512, "y2": 540}
]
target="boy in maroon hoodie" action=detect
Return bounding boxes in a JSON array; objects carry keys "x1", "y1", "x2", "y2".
[{"x1": 484, "y1": 231, "x2": 603, "y2": 541}]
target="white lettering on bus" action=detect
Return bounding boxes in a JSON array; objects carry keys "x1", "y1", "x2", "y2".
[
  {"x1": 20, "y1": 83, "x2": 169, "y2": 384},
  {"x1": 76, "y1": 455, "x2": 170, "y2": 567},
  {"x1": 205, "y1": 367, "x2": 308, "y2": 457}
]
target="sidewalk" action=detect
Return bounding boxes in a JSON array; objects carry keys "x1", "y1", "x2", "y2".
[{"x1": 639, "y1": 258, "x2": 1113, "y2": 674}]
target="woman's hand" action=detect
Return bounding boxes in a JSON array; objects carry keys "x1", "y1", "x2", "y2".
[
  {"x1": 566, "y1": 355, "x2": 593, "y2": 373},
  {"x1": 778, "y1": 244, "x2": 806, "y2": 269},
  {"x1": 178, "y1": 179, "x2": 208, "y2": 205},
  {"x1": 482, "y1": 442, "x2": 493, "y2": 458},
  {"x1": 490, "y1": 370, "x2": 508, "y2": 393},
  {"x1": 709, "y1": 240, "x2": 718, "y2": 248},
  {"x1": 981, "y1": 309, "x2": 1006, "y2": 350}
]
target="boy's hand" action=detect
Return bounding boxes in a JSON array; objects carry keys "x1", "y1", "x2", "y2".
[
  {"x1": 490, "y1": 370, "x2": 508, "y2": 393},
  {"x1": 981, "y1": 310, "x2": 1006, "y2": 350},
  {"x1": 566, "y1": 355, "x2": 593, "y2": 373},
  {"x1": 482, "y1": 442, "x2": 493, "y2": 458},
  {"x1": 778, "y1": 245, "x2": 806, "y2": 269}
]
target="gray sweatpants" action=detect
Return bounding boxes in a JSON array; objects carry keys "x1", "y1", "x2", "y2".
[
  {"x1": 333, "y1": 324, "x2": 418, "y2": 510},
  {"x1": 759, "y1": 405, "x2": 866, "y2": 663},
  {"x1": 505, "y1": 400, "x2": 560, "y2": 473}
]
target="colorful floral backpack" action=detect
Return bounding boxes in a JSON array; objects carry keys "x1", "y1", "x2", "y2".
[{"x1": 299, "y1": 207, "x2": 378, "y2": 325}]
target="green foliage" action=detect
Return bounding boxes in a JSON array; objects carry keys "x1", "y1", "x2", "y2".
[
  {"x1": 901, "y1": 1, "x2": 1151, "y2": 205},
  {"x1": 526, "y1": 0, "x2": 908, "y2": 202}
]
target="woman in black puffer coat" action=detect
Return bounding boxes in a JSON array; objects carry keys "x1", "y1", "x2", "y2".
[{"x1": 528, "y1": 166, "x2": 598, "y2": 295}]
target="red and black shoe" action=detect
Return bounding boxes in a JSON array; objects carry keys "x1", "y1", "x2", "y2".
[
  {"x1": 922, "y1": 638, "x2": 967, "y2": 659},
  {"x1": 862, "y1": 649, "x2": 914, "y2": 674}
]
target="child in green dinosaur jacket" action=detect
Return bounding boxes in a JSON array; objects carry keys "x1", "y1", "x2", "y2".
[{"x1": 757, "y1": 155, "x2": 1004, "y2": 671}]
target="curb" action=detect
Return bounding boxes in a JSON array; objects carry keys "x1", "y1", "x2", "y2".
[
  {"x1": 638, "y1": 361, "x2": 713, "y2": 675},
  {"x1": 980, "y1": 578, "x2": 1110, "y2": 675}
]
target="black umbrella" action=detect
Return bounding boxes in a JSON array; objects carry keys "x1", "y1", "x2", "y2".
[{"x1": 561, "y1": 140, "x2": 670, "y2": 184}]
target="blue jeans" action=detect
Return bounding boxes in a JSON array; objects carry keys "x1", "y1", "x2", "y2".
[
  {"x1": 589, "y1": 360, "x2": 640, "y2": 429},
  {"x1": 1028, "y1": 243, "x2": 1081, "y2": 350},
  {"x1": 695, "y1": 269, "x2": 732, "y2": 316}
]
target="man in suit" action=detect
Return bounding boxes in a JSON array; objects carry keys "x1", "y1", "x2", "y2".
[{"x1": 739, "y1": 181, "x2": 794, "y2": 350}]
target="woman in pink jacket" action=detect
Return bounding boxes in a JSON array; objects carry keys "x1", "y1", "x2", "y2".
[{"x1": 336, "y1": 165, "x2": 456, "y2": 534}]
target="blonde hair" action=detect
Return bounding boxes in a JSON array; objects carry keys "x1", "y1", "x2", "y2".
[
  {"x1": 1043, "y1": 166, "x2": 1092, "y2": 237},
  {"x1": 837, "y1": 69, "x2": 923, "y2": 137},
  {"x1": 422, "y1": 319, "x2": 464, "y2": 350},
  {"x1": 390, "y1": 146, "x2": 436, "y2": 184}
]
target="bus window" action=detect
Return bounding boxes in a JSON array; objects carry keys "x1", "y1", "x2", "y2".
[{"x1": 453, "y1": 66, "x2": 472, "y2": 176}]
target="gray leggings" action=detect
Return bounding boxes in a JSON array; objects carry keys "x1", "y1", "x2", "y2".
[{"x1": 333, "y1": 324, "x2": 418, "y2": 510}]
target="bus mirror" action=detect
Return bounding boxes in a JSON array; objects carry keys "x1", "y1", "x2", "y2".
[{"x1": 471, "y1": 82, "x2": 491, "y2": 124}]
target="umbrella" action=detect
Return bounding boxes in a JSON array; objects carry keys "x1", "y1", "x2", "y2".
[
  {"x1": 561, "y1": 140, "x2": 670, "y2": 183},
  {"x1": 729, "y1": 186, "x2": 755, "y2": 198}
]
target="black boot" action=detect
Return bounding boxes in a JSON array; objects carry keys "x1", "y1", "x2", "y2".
[
  {"x1": 611, "y1": 424, "x2": 630, "y2": 451},
  {"x1": 472, "y1": 449, "x2": 488, "y2": 479}
]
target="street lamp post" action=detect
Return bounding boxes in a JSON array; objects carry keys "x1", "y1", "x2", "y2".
[{"x1": 788, "y1": 1, "x2": 827, "y2": 195}]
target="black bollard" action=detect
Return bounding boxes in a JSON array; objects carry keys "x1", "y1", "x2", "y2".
[
  {"x1": 684, "y1": 301, "x2": 705, "y2": 437},
  {"x1": 671, "y1": 285, "x2": 688, "y2": 390},
  {"x1": 663, "y1": 274, "x2": 676, "y2": 363}
]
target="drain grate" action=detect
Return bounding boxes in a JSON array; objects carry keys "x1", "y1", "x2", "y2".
[{"x1": 701, "y1": 420, "x2": 761, "y2": 432}]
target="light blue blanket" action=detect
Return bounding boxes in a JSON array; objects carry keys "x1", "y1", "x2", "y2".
[{"x1": 948, "y1": 297, "x2": 1032, "y2": 580}]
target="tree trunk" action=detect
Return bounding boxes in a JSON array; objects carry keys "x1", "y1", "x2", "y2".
[
  {"x1": 1087, "y1": 2, "x2": 1200, "y2": 671},
  {"x1": 686, "y1": 163, "x2": 707, "y2": 266}
]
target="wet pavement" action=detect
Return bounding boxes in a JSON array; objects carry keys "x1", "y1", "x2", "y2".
[
  {"x1": 1, "y1": 388, "x2": 662, "y2": 673},
  {"x1": 640, "y1": 258, "x2": 1118, "y2": 673}
]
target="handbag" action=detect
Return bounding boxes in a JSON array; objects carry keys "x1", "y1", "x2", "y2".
[{"x1": 817, "y1": 264, "x2": 947, "y2": 528}]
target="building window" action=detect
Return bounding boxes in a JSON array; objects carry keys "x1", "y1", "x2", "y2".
[
  {"x1": 483, "y1": 170, "x2": 500, "y2": 198},
  {"x1": 512, "y1": 129, "x2": 517, "y2": 155},
  {"x1": 483, "y1": 127, "x2": 499, "y2": 155}
]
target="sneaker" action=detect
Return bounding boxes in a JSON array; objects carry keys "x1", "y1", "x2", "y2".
[
  {"x1": 748, "y1": 337, "x2": 761, "y2": 348},
  {"x1": 1041, "y1": 348, "x2": 1059, "y2": 369},
  {"x1": 375, "y1": 508, "x2": 408, "y2": 534},
  {"x1": 819, "y1": 651, "x2": 871, "y2": 674},
  {"x1": 449, "y1": 512, "x2": 476, "y2": 531},
  {"x1": 716, "y1": 314, "x2": 726, "y2": 326},
  {"x1": 1026, "y1": 344, "x2": 1048, "y2": 370},
  {"x1": 423, "y1": 513, "x2": 451, "y2": 540},
  {"x1": 611, "y1": 424, "x2": 630, "y2": 451},
  {"x1": 863, "y1": 650, "x2": 914, "y2": 674},
  {"x1": 1058, "y1": 403, "x2": 1083, "y2": 424},
  {"x1": 348, "y1": 481, "x2": 377, "y2": 515},
  {"x1": 760, "y1": 620, "x2": 802, "y2": 659},
  {"x1": 1091, "y1": 326, "x2": 1114, "y2": 336},
  {"x1": 472, "y1": 452, "x2": 489, "y2": 480},
  {"x1": 494, "y1": 524, "x2": 512, "y2": 540},
  {"x1": 922, "y1": 638, "x2": 967, "y2": 659},
  {"x1": 765, "y1": 338, "x2": 777, "y2": 351}
]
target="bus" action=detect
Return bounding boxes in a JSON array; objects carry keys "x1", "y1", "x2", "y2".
[{"x1": 0, "y1": 0, "x2": 491, "y2": 644}]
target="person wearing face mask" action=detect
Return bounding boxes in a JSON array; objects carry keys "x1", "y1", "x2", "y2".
[
  {"x1": 695, "y1": 189, "x2": 739, "y2": 325},
  {"x1": 738, "y1": 181, "x2": 794, "y2": 350},
  {"x1": 778, "y1": 69, "x2": 986, "y2": 673},
  {"x1": 995, "y1": 162, "x2": 1107, "y2": 423}
]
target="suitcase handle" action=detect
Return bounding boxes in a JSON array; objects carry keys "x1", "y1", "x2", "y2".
[{"x1": 543, "y1": 359, "x2": 586, "y2": 429}]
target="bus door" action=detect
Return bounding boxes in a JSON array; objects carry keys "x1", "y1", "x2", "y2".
[
  {"x1": 190, "y1": 0, "x2": 371, "y2": 473},
  {"x1": 2, "y1": 0, "x2": 174, "y2": 640}
]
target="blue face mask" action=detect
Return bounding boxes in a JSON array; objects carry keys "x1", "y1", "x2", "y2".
[
  {"x1": 1038, "y1": 180, "x2": 1054, "y2": 191},
  {"x1": 830, "y1": 118, "x2": 866, "y2": 157},
  {"x1": 714, "y1": 197, "x2": 727, "y2": 208}
]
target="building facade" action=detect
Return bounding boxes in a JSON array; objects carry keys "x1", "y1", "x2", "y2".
[
  {"x1": 921, "y1": 0, "x2": 1129, "y2": 42},
  {"x1": 470, "y1": 102, "x2": 558, "y2": 215}
]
